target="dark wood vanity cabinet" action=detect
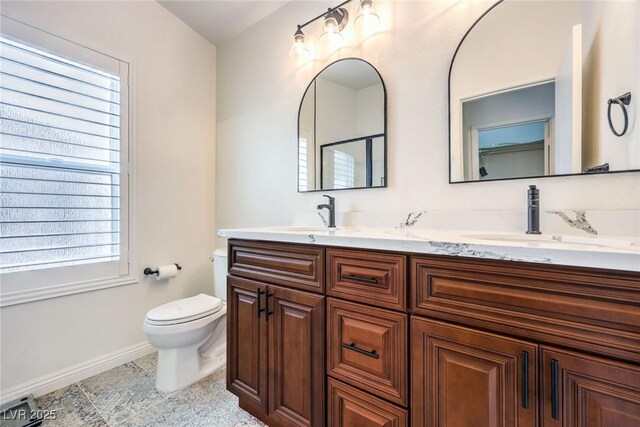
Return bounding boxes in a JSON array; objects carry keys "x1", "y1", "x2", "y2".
[
  {"x1": 227, "y1": 240, "x2": 640, "y2": 427},
  {"x1": 410, "y1": 255, "x2": 640, "y2": 427},
  {"x1": 227, "y1": 243, "x2": 325, "y2": 427}
]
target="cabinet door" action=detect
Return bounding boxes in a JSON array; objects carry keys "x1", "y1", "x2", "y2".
[
  {"x1": 411, "y1": 317, "x2": 537, "y2": 427},
  {"x1": 227, "y1": 276, "x2": 268, "y2": 413},
  {"x1": 542, "y1": 346, "x2": 640, "y2": 427},
  {"x1": 269, "y1": 285, "x2": 325, "y2": 427}
]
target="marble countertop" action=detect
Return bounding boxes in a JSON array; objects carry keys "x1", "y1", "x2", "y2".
[{"x1": 217, "y1": 226, "x2": 640, "y2": 272}]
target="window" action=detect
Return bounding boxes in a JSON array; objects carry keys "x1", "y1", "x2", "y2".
[
  {"x1": 333, "y1": 150, "x2": 355, "y2": 189},
  {"x1": 0, "y1": 17, "x2": 132, "y2": 305}
]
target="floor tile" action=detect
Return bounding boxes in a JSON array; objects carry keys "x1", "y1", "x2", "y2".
[
  {"x1": 115, "y1": 392, "x2": 198, "y2": 427},
  {"x1": 116, "y1": 367, "x2": 265, "y2": 427},
  {"x1": 78, "y1": 362, "x2": 169, "y2": 424},
  {"x1": 131, "y1": 352, "x2": 157, "y2": 375},
  {"x1": 33, "y1": 352, "x2": 263, "y2": 427},
  {"x1": 35, "y1": 383, "x2": 107, "y2": 427}
]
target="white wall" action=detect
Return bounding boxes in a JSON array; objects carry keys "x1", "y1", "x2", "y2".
[
  {"x1": 581, "y1": 1, "x2": 639, "y2": 170},
  {"x1": 316, "y1": 78, "x2": 357, "y2": 144},
  {"x1": 215, "y1": 0, "x2": 639, "y2": 238},
  {"x1": 356, "y1": 83, "x2": 384, "y2": 136},
  {"x1": 0, "y1": 1, "x2": 216, "y2": 394}
]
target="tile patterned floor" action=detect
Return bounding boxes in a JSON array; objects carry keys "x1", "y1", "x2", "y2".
[{"x1": 34, "y1": 352, "x2": 267, "y2": 427}]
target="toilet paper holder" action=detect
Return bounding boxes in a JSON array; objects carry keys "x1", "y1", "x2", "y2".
[{"x1": 144, "y1": 263, "x2": 182, "y2": 276}]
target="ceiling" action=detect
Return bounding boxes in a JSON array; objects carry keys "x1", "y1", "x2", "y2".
[
  {"x1": 158, "y1": 0, "x2": 289, "y2": 46},
  {"x1": 319, "y1": 60, "x2": 381, "y2": 90}
]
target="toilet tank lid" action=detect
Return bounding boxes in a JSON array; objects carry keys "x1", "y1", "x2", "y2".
[
  {"x1": 146, "y1": 293, "x2": 222, "y2": 322},
  {"x1": 213, "y1": 248, "x2": 227, "y2": 257}
]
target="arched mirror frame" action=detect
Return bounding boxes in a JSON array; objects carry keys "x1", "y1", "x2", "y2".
[
  {"x1": 297, "y1": 57, "x2": 388, "y2": 192},
  {"x1": 448, "y1": 0, "x2": 640, "y2": 184}
]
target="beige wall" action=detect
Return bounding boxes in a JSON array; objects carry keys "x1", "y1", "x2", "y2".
[{"x1": 0, "y1": 0, "x2": 216, "y2": 392}]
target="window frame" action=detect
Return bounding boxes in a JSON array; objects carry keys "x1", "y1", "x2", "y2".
[{"x1": 0, "y1": 15, "x2": 136, "y2": 307}]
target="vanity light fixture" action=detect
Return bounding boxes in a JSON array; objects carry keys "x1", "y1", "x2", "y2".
[
  {"x1": 354, "y1": 0, "x2": 380, "y2": 29},
  {"x1": 291, "y1": 0, "x2": 382, "y2": 59}
]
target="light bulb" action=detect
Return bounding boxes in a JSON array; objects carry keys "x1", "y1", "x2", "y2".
[
  {"x1": 289, "y1": 27, "x2": 310, "y2": 59},
  {"x1": 320, "y1": 14, "x2": 343, "y2": 42},
  {"x1": 355, "y1": 0, "x2": 380, "y2": 29}
]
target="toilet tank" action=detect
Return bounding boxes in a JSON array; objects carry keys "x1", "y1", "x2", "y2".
[{"x1": 213, "y1": 248, "x2": 228, "y2": 301}]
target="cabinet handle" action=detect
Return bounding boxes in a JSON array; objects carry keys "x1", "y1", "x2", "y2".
[
  {"x1": 551, "y1": 359, "x2": 559, "y2": 420},
  {"x1": 341, "y1": 274, "x2": 378, "y2": 284},
  {"x1": 522, "y1": 351, "x2": 529, "y2": 409},
  {"x1": 265, "y1": 292, "x2": 274, "y2": 321},
  {"x1": 256, "y1": 289, "x2": 265, "y2": 318},
  {"x1": 341, "y1": 342, "x2": 379, "y2": 359}
]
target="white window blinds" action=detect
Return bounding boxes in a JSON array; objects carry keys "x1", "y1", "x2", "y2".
[
  {"x1": 0, "y1": 35, "x2": 122, "y2": 274},
  {"x1": 333, "y1": 150, "x2": 355, "y2": 189}
]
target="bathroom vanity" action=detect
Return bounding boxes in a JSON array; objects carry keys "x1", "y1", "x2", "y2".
[{"x1": 223, "y1": 228, "x2": 640, "y2": 427}]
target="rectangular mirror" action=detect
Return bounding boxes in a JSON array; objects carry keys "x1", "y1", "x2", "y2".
[
  {"x1": 298, "y1": 58, "x2": 386, "y2": 192},
  {"x1": 449, "y1": 0, "x2": 639, "y2": 183}
]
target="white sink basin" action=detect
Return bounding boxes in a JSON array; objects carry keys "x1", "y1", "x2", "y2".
[
  {"x1": 272, "y1": 226, "x2": 328, "y2": 233},
  {"x1": 270, "y1": 226, "x2": 357, "y2": 233},
  {"x1": 464, "y1": 233, "x2": 639, "y2": 251}
]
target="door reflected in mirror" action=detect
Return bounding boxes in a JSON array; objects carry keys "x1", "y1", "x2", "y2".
[
  {"x1": 449, "y1": 0, "x2": 640, "y2": 183},
  {"x1": 298, "y1": 58, "x2": 386, "y2": 192}
]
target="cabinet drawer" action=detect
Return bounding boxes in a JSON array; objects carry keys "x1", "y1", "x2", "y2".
[
  {"x1": 229, "y1": 240, "x2": 324, "y2": 293},
  {"x1": 411, "y1": 256, "x2": 640, "y2": 363},
  {"x1": 327, "y1": 298, "x2": 408, "y2": 406},
  {"x1": 327, "y1": 248, "x2": 406, "y2": 310},
  {"x1": 328, "y1": 378, "x2": 407, "y2": 427}
]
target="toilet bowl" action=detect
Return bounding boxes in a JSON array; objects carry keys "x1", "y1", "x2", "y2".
[
  {"x1": 143, "y1": 249, "x2": 229, "y2": 392},
  {"x1": 143, "y1": 294, "x2": 227, "y2": 392}
]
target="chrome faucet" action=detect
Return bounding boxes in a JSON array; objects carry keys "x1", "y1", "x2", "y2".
[
  {"x1": 526, "y1": 185, "x2": 541, "y2": 234},
  {"x1": 317, "y1": 195, "x2": 336, "y2": 228}
]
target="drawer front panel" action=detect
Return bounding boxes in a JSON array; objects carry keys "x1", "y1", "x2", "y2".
[
  {"x1": 229, "y1": 240, "x2": 324, "y2": 293},
  {"x1": 411, "y1": 256, "x2": 640, "y2": 362},
  {"x1": 327, "y1": 298, "x2": 408, "y2": 406},
  {"x1": 328, "y1": 378, "x2": 407, "y2": 427},
  {"x1": 327, "y1": 248, "x2": 406, "y2": 310}
]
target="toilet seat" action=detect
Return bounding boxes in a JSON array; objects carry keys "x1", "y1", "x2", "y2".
[{"x1": 145, "y1": 293, "x2": 223, "y2": 326}]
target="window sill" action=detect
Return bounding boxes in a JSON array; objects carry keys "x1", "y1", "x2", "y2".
[{"x1": 0, "y1": 274, "x2": 139, "y2": 307}]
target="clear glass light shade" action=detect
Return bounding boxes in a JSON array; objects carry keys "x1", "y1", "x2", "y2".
[
  {"x1": 320, "y1": 15, "x2": 344, "y2": 42},
  {"x1": 355, "y1": 1, "x2": 380, "y2": 29},
  {"x1": 289, "y1": 30, "x2": 310, "y2": 58}
]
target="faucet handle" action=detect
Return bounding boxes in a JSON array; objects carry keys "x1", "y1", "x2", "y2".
[{"x1": 322, "y1": 194, "x2": 335, "y2": 204}]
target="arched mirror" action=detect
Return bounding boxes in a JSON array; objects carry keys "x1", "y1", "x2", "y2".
[
  {"x1": 449, "y1": 0, "x2": 639, "y2": 183},
  {"x1": 298, "y1": 58, "x2": 387, "y2": 192}
]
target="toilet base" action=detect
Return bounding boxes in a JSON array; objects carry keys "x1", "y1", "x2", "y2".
[
  {"x1": 155, "y1": 344, "x2": 226, "y2": 392},
  {"x1": 154, "y1": 316, "x2": 227, "y2": 392}
]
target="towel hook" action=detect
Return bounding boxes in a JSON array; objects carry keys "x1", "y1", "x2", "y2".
[{"x1": 607, "y1": 92, "x2": 631, "y2": 137}]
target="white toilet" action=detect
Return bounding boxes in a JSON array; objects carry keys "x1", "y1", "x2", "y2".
[{"x1": 143, "y1": 249, "x2": 228, "y2": 392}]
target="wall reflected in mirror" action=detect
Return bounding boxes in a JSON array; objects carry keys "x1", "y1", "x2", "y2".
[
  {"x1": 298, "y1": 58, "x2": 386, "y2": 192},
  {"x1": 449, "y1": 0, "x2": 640, "y2": 183}
]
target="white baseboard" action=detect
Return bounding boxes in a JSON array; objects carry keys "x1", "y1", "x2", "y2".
[{"x1": 0, "y1": 341, "x2": 156, "y2": 405}]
